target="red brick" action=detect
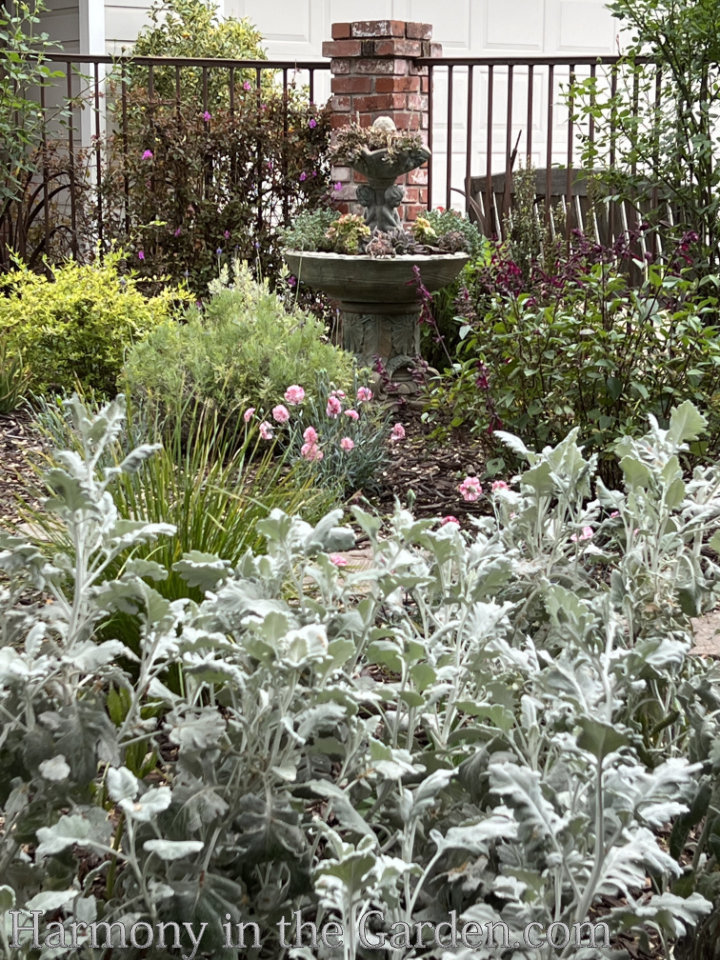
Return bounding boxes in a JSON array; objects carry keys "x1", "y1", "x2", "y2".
[
  {"x1": 393, "y1": 113, "x2": 421, "y2": 131},
  {"x1": 330, "y1": 59, "x2": 351, "y2": 75},
  {"x1": 330, "y1": 95, "x2": 351, "y2": 112},
  {"x1": 375, "y1": 76, "x2": 420, "y2": 93},
  {"x1": 352, "y1": 93, "x2": 406, "y2": 112},
  {"x1": 330, "y1": 114, "x2": 351, "y2": 130},
  {"x1": 322, "y1": 39, "x2": 362, "y2": 58},
  {"x1": 370, "y1": 39, "x2": 423, "y2": 57},
  {"x1": 354, "y1": 58, "x2": 408, "y2": 76},
  {"x1": 331, "y1": 75, "x2": 374, "y2": 94},
  {"x1": 403, "y1": 203, "x2": 428, "y2": 221},
  {"x1": 331, "y1": 22, "x2": 352, "y2": 39},
  {"x1": 420, "y1": 75, "x2": 430, "y2": 94},
  {"x1": 350, "y1": 20, "x2": 406, "y2": 38},
  {"x1": 403, "y1": 186, "x2": 420, "y2": 203},
  {"x1": 428, "y1": 42, "x2": 443, "y2": 58},
  {"x1": 407, "y1": 167, "x2": 428, "y2": 184},
  {"x1": 406, "y1": 22, "x2": 432, "y2": 40},
  {"x1": 418, "y1": 187, "x2": 428, "y2": 203},
  {"x1": 406, "y1": 93, "x2": 427, "y2": 111}
]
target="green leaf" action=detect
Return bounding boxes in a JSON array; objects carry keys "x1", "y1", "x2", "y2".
[
  {"x1": 576, "y1": 718, "x2": 630, "y2": 759},
  {"x1": 143, "y1": 839, "x2": 204, "y2": 860},
  {"x1": 668, "y1": 401, "x2": 707, "y2": 444}
]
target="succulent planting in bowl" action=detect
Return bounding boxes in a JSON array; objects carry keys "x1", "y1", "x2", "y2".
[{"x1": 282, "y1": 118, "x2": 476, "y2": 378}]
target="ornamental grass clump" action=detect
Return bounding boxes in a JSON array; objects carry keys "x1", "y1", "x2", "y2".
[{"x1": 1, "y1": 395, "x2": 719, "y2": 958}]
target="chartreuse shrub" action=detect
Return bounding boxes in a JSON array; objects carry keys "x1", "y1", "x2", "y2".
[
  {"x1": 1, "y1": 394, "x2": 719, "y2": 959},
  {"x1": 123, "y1": 260, "x2": 355, "y2": 435},
  {"x1": 0, "y1": 253, "x2": 189, "y2": 396}
]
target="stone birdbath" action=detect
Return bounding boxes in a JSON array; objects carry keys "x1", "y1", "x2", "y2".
[{"x1": 284, "y1": 117, "x2": 469, "y2": 380}]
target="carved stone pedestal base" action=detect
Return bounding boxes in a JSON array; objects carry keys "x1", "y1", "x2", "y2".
[{"x1": 341, "y1": 303, "x2": 420, "y2": 378}]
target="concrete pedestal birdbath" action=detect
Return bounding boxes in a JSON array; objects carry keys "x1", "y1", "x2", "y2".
[{"x1": 283, "y1": 117, "x2": 469, "y2": 379}]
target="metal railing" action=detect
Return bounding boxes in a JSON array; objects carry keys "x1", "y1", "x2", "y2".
[
  {"x1": 418, "y1": 54, "x2": 657, "y2": 238},
  {"x1": 3, "y1": 53, "x2": 331, "y2": 269},
  {"x1": 4, "y1": 49, "x2": 666, "y2": 268}
]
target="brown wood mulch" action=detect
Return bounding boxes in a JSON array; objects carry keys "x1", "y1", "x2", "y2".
[{"x1": 0, "y1": 408, "x2": 50, "y2": 530}]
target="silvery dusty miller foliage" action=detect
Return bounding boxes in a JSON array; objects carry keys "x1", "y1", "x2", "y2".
[{"x1": 0, "y1": 395, "x2": 719, "y2": 959}]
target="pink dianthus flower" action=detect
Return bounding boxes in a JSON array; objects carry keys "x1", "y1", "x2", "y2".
[
  {"x1": 458, "y1": 476, "x2": 482, "y2": 502},
  {"x1": 284, "y1": 385, "x2": 305, "y2": 405}
]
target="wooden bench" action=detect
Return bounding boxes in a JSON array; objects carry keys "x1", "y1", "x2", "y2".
[{"x1": 466, "y1": 167, "x2": 673, "y2": 249}]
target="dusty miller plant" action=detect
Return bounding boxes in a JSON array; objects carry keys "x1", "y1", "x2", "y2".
[{"x1": 0, "y1": 395, "x2": 718, "y2": 959}]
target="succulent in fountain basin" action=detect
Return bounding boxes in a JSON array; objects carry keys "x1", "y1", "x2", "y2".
[{"x1": 282, "y1": 117, "x2": 474, "y2": 381}]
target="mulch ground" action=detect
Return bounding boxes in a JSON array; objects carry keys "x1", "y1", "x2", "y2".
[{"x1": 0, "y1": 408, "x2": 50, "y2": 528}]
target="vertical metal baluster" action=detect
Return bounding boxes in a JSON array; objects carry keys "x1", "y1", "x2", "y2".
[
  {"x1": 282, "y1": 67, "x2": 289, "y2": 223},
  {"x1": 504, "y1": 63, "x2": 514, "y2": 232},
  {"x1": 609, "y1": 64, "x2": 618, "y2": 241},
  {"x1": 545, "y1": 65, "x2": 554, "y2": 229},
  {"x1": 486, "y1": 65, "x2": 493, "y2": 235},
  {"x1": 67, "y1": 62, "x2": 77, "y2": 258},
  {"x1": 566, "y1": 64, "x2": 575, "y2": 239},
  {"x1": 427, "y1": 63, "x2": 434, "y2": 208},
  {"x1": 121, "y1": 59, "x2": 130, "y2": 237},
  {"x1": 526, "y1": 63, "x2": 534, "y2": 165},
  {"x1": 256, "y1": 66, "x2": 263, "y2": 239},
  {"x1": 94, "y1": 61, "x2": 103, "y2": 258},
  {"x1": 446, "y1": 65, "x2": 453, "y2": 210},
  {"x1": 40, "y1": 83, "x2": 50, "y2": 258},
  {"x1": 464, "y1": 65, "x2": 474, "y2": 215}
]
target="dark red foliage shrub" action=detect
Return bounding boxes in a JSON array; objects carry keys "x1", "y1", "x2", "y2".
[{"x1": 99, "y1": 84, "x2": 332, "y2": 294}]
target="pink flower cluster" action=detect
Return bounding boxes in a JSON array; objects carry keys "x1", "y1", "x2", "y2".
[
  {"x1": 241, "y1": 383, "x2": 402, "y2": 465},
  {"x1": 458, "y1": 476, "x2": 482, "y2": 502},
  {"x1": 570, "y1": 526, "x2": 594, "y2": 542},
  {"x1": 284, "y1": 384, "x2": 305, "y2": 405},
  {"x1": 301, "y1": 425, "x2": 323, "y2": 461}
]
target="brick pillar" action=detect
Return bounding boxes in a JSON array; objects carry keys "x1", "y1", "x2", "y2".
[{"x1": 322, "y1": 20, "x2": 441, "y2": 225}]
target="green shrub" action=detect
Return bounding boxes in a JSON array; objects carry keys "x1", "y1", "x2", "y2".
[
  {"x1": 123, "y1": 260, "x2": 355, "y2": 432},
  {"x1": 0, "y1": 253, "x2": 189, "y2": 396},
  {"x1": 426, "y1": 234, "x2": 720, "y2": 482},
  {"x1": 98, "y1": 0, "x2": 331, "y2": 294}
]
